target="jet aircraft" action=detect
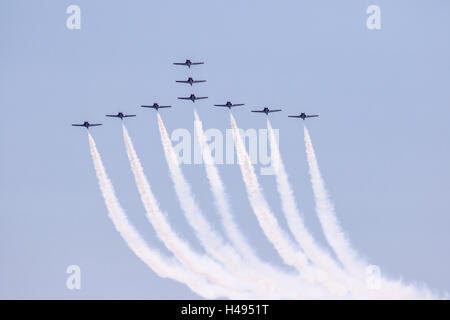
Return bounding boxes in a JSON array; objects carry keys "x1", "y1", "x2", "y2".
[
  {"x1": 105, "y1": 112, "x2": 136, "y2": 120},
  {"x1": 175, "y1": 77, "x2": 206, "y2": 86},
  {"x1": 141, "y1": 103, "x2": 172, "y2": 111},
  {"x1": 214, "y1": 101, "x2": 245, "y2": 109},
  {"x1": 251, "y1": 107, "x2": 282, "y2": 115},
  {"x1": 288, "y1": 113, "x2": 319, "y2": 120},
  {"x1": 72, "y1": 121, "x2": 102, "y2": 129},
  {"x1": 173, "y1": 59, "x2": 204, "y2": 68},
  {"x1": 178, "y1": 94, "x2": 208, "y2": 103}
]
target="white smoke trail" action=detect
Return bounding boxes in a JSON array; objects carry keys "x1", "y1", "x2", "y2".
[
  {"x1": 157, "y1": 113, "x2": 224, "y2": 255},
  {"x1": 194, "y1": 111, "x2": 317, "y2": 298},
  {"x1": 121, "y1": 125, "x2": 253, "y2": 299},
  {"x1": 157, "y1": 113, "x2": 322, "y2": 298},
  {"x1": 303, "y1": 126, "x2": 366, "y2": 276},
  {"x1": 193, "y1": 111, "x2": 254, "y2": 262},
  {"x1": 266, "y1": 119, "x2": 373, "y2": 297},
  {"x1": 267, "y1": 119, "x2": 335, "y2": 266},
  {"x1": 87, "y1": 132, "x2": 229, "y2": 299},
  {"x1": 303, "y1": 127, "x2": 435, "y2": 299},
  {"x1": 229, "y1": 114, "x2": 346, "y2": 297}
]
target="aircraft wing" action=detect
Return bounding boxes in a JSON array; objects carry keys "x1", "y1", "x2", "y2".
[
  {"x1": 306, "y1": 115, "x2": 319, "y2": 118},
  {"x1": 214, "y1": 104, "x2": 227, "y2": 107},
  {"x1": 193, "y1": 80, "x2": 206, "y2": 83},
  {"x1": 251, "y1": 110, "x2": 266, "y2": 113},
  {"x1": 178, "y1": 97, "x2": 191, "y2": 100},
  {"x1": 232, "y1": 104, "x2": 245, "y2": 107},
  {"x1": 195, "y1": 96, "x2": 208, "y2": 100},
  {"x1": 175, "y1": 80, "x2": 189, "y2": 84},
  {"x1": 90, "y1": 124, "x2": 102, "y2": 126},
  {"x1": 105, "y1": 115, "x2": 119, "y2": 118},
  {"x1": 173, "y1": 63, "x2": 186, "y2": 66},
  {"x1": 123, "y1": 115, "x2": 136, "y2": 117},
  {"x1": 158, "y1": 106, "x2": 172, "y2": 108},
  {"x1": 191, "y1": 62, "x2": 204, "y2": 65},
  {"x1": 72, "y1": 124, "x2": 84, "y2": 126},
  {"x1": 288, "y1": 115, "x2": 301, "y2": 118},
  {"x1": 268, "y1": 109, "x2": 282, "y2": 113}
]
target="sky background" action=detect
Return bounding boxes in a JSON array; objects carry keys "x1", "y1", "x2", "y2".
[{"x1": 1, "y1": 0, "x2": 449, "y2": 299}]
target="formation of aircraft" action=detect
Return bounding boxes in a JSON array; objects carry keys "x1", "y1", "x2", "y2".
[
  {"x1": 105, "y1": 112, "x2": 136, "y2": 120},
  {"x1": 74, "y1": 59, "x2": 320, "y2": 129},
  {"x1": 214, "y1": 101, "x2": 245, "y2": 109},
  {"x1": 72, "y1": 121, "x2": 102, "y2": 129},
  {"x1": 141, "y1": 103, "x2": 172, "y2": 111},
  {"x1": 173, "y1": 59, "x2": 204, "y2": 68},
  {"x1": 73, "y1": 109, "x2": 319, "y2": 129},
  {"x1": 176, "y1": 77, "x2": 206, "y2": 86},
  {"x1": 288, "y1": 113, "x2": 319, "y2": 120},
  {"x1": 251, "y1": 107, "x2": 282, "y2": 115},
  {"x1": 178, "y1": 94, "x2": 208, "y2": 103},
  {"x1": 176, "y1": 59, "x2": 207, "y2": 103}
]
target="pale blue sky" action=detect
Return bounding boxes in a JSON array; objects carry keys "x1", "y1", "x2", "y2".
[{"x1": 1, "y1": 0, "x2": 449, "y2": 299}]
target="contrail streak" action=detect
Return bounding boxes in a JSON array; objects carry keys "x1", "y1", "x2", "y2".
[
  {"x1": 303, "y1": 127, "x2": 435, "y2": 299},
  {"x1": 194, "y1": 111, "x2": 316, "y2": 298},
  {"x1": 121, "y1": 125, "x2": 254, "y2": 299},
  {"x1": 87, "y1": 132, "x2": 229, "y2": 299},
  {"x1": 229, "y1": 114, "x2": 345, "y2": 297},
  {"x1": 303, "y1": 126, "x2": 365, "y2": 276},
  {"x1": 267, "y1": 119, "x2": 370, "y2": 297},
  {"x1": 193, "y1": 111, "x2": 254, "y2": 262},
  {"x1": 267, "y1": 119, "x2": 334, "y2": 265},
  {"x1": 157, "y1": 113, "x2": 320, "y2": 298}
]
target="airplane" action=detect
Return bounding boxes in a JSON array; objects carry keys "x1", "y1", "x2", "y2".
[
  {"x1": 214, "y1": 101, "x2": 245, "y2": 109},
  {"x1": 288, "y1": 113, "x2": 319, "y2": 120},
  {"x1": 105, "y1": 112, "x2": 136, "y2": 120},
  {"x1": 72, "y1": 121, "x2": 102, "y2": 129},
  {"x1": 176, "y1": 77, "x2": 206, "y2": 86},
  {"x1": 173, "y1": 59, "x2": 204, "y2": 68},
  {"x1": 178, "y1": 94, "x2": 208, "y2": 103},
  {"x1": 141, "y1": 103, "x2": 172, "y2": 111},
  {"x1": 251, "y1": 107, "x2": 282, "y2": 115}
]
